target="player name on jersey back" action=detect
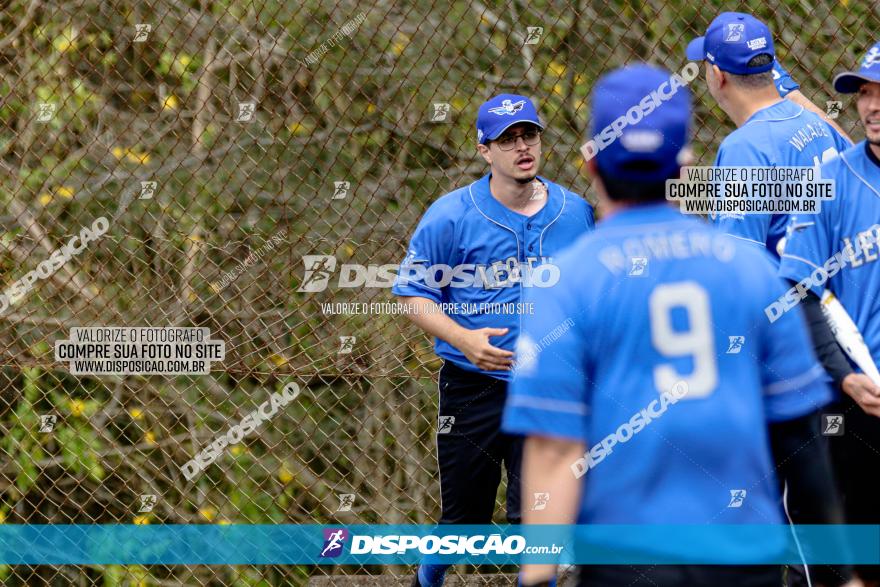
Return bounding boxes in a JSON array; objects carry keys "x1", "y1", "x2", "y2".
[
  {"x1": 597, "y1": 228, "x2": 735, "y2": 275},
  {"x1": 787, "y1": 121, "x2": 833, "y2": 152}
]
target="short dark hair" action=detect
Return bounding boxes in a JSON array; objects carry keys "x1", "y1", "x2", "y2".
[
  {"x1": 596, "y1": 161, "x2": 673, "y2": 203},
  {"x1": 726, "y1": 54, "x2": 775, "y2": 88}
]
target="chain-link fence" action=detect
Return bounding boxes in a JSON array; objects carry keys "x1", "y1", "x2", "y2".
[{"x1": 0, "y1": 0, "x2": 877, "y2": 585}]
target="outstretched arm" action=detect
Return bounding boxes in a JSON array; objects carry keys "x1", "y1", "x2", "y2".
[
  {"x1": 518, "y1": 435, "x2": 584, "y2": 586},
  {"x1": 774, "y1": 59, "x2": 853, "y2": 143}
]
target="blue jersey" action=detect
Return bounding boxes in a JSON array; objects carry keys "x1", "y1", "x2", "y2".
[
  {"x1": 779, "y1": 141, "x2": 880, "y2": 371},
  {"x1": 713, "y1": 99, "x2": 851, "y2": 257},
  {"x1": 392, "y1": 173, "x2": 594, "y2": 380},
  {"x1": 503, "y1": 203, "x2": 830, "y2": 558}
]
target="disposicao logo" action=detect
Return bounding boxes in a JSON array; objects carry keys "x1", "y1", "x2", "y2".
[{"x1": 320, "y1": 528, "x2": 349, "y2": 558}]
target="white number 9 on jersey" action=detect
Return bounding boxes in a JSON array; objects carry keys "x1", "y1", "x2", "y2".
[
  {"x1": 812, "y1": 146, "x2": 839, "y2": 168},
  {"x1": 649, "y1": 282, "x2": 718, "y2": 398}
]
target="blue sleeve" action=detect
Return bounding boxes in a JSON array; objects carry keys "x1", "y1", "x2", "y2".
[
  {"x1": 502, "y1": 274, "x2": 591, "y2": 442},
  {"x1": 713, "y1": 141, "x2": 772, "y2": 248},
  {"x1": 391, "y1": 202, "x2": 455, "y2": 302},
  {"x1": 565, "y1": 189, "x2": 594, "y2": 231},
  {"x1": 778, "y1": 203, "x2": 836, "y2": 297},
  {"x1": 758, "y1": 262, "x2": 832, "y2": 421},
  {"x1": 832, "y1": 126, "x2": 853, "y2": 153},
  {"x1": 772, "y1": 60, "x2": 800, "y2": 98}
]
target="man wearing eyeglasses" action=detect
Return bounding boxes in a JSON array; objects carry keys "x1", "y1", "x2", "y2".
[{"x1": 393, "y1": 93, "x2": 594, "y2": 587}]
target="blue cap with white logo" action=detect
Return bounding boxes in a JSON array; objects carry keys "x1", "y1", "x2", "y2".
[
  {"x1": 588, "y1": 64, "x2": 691, "y2": 183},
  {"x1": 686, "y1": 12, "x2": 775, "y2": 75},
  {"x1": 833, "y1": 41, "x2": 880, "y2": 93},
  {"x1": 476, "y1": 94, "x2": 544, "y2": 145}
]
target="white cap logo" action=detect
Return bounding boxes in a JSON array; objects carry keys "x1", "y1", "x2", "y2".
[
  {"x1": 488, "y1": 99, "x2": 526, "y2": 116},
  {"x1": 863, "y1": 47, "x2": 880, "y2": 69},
  {"x1": 621, "y1": 130, "x2": 663, "y2": 153},
  {"x1": 724, "y1": 23, "x2": 745, "y2": 43}
]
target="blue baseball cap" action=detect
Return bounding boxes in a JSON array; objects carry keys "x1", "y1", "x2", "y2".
[
  {"x1": 585, "y1": 64, "x2": 691, "y2": 183},
  {"x1": 833, "y1": 41, "x2": 880, "y2": 93},
  {"x1": 686, "y1": 12, "x2": 775, "y2": 74},
  {"x1": 476, "y1": 94, "x2": 543, "y2": 145}
]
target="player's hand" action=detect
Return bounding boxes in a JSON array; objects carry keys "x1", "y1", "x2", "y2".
[
  {"x1": 814, "y1": 571, "x2": 866, "y2": 587},
  {"x1": 841, "y1": 373, "x2": 880, "y2": 418},
  {"x1": 825, "y1": 579, "x2": 865, "y2": 587},
  {"x1": 518, "y1": 567, "x2": 557, "y2": 587},
  {"x1": 454, "y1": 327, "x2": 514, "y2": 371}
]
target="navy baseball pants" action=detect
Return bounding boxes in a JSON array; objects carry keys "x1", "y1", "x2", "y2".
[{"x1": 436, "y1": 360, "x2": 523, "y2": 524}]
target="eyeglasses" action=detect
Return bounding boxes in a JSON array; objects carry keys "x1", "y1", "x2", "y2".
[{"x1": 493, "y1": 129, "x2": 541, "y2": 151}]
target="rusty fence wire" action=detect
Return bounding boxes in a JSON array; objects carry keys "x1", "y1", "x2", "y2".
[{"x1": 0, "y1": 0, "x2": 878, "y2": 585}]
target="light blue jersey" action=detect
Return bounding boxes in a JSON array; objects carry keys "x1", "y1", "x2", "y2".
[
  {"x1": 503, "y1": 203, "x2": 830, "y2": 558},
  {"x1": 713, "y1": 99, "x2": 851, "y2": 257},
  {"x1": 392, "y1": 173, "x2": 593, "y2": 381},
  {"x1": 779, "y1": 141, "x2": 880, "y2": 370}
]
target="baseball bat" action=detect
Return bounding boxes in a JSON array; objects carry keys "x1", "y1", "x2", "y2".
[
  {"x1": 820, "y1": 290, "x2": 880, "y2": 386},
  {"x1": 777, "y1": 236, "x2": 880, "y2": 385}
]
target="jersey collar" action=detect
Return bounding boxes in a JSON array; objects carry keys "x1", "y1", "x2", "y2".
[
  {"x1": 599, "y1": 202, "x2": 686, "y2": 229},
  {"x1": 838, "y1": 140, "x2": 880, "y2": 200},
  {"x1": 469, "y1": 173, "x2": 565, "y2": 231},
  {"x1": 743, "y1": 99, "x2": 801, "y2": 126},
  {"x1": 865, "y1": 140, "x2": 880, "y2": 169}
]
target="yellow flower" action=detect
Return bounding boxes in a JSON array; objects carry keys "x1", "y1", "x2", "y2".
[
  {"x1": 53, "y1": 29, "x2": 77, "y2": 53},
  {"x1": 133, "y1": 515, "x2": 150, "y2": 525},
  {"x1": 552, "y1": 83, "x2": 564, "y2": 96},
  {"x1": 549, "y1": 61, "x2": 566, "y2": 78},
  {"x1": 38, "y1": 193, "x2": 53, "y2": 206},
  {"x1": 288, "y1": 122, "x2": 309, "y2": 135},
  {"x1": 56, "y1": 186, "x2": 74, "y2": 199},
  {"x1": 112, "y1": 146, "x2": 126, "y2": 159},
  {"x1": 162, "y1": 95, "x2": 179, "y2": 111},
  {"x1": 176, "y1": 54, "x2": 192, "y2": 68},
  {"x1": 344, "y1": 244, "x2": 355, "y2": 257},
  {"x1": 366, "y1": 103, "x2": 376, "y2": 114},
  {"x1": 269, "y1": 354, "x2": 287, "y2": 367},
  {"x1": 0, "y1": 510, "x2": 6, "y2": 523},
  {"x1": 69, "y1": 399, "x2": 85, "y2": 417},
  {"x1": 218, "y1": 519, "x2": 231, "y2": 525},
  {"x1": 144, "y1": 431, "x2": 157, "y2": 446},
  {"x1": 199, "y1": 507, "x2": 216, "y2": 522},
  {"x1": 126, "y1": 150, "x2": 151, "y2": 165},
  {"x1": 230, "y1": 445, "x2": 245, "y2": 456},
  {"x1": 391, "y1": 33, "x2": 409, "y2": 56},
  {"x1": 132, "y1": 566, "x2": 149, "y2": 587},
  {"x1": 278, "y1": 464, "x2": 294, "y2": 484},
  {"x1": 129, "y1": 408, "x2": 144, "y2": 420}
]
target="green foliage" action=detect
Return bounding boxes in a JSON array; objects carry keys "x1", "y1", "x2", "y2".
[{"x1": 0, "y1": 0, "x2": 876, "y2": 585}]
